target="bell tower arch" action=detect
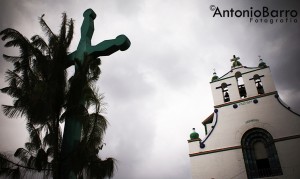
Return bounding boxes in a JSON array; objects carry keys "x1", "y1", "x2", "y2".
[{"x1": 210, "y1": 56, "x2": 276, "y2": 107}]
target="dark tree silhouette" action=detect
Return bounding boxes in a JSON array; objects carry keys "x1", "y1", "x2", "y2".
[{"x1": 0, "y1": 13, "x2": 114, "y2": 179}]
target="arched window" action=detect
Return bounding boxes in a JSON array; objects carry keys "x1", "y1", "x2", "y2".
[
  {"x1": 253, "y1": 74, "x2": 265, "y2": 94},
  {"x1": 241, "y1": 128, "x2": 283, "y2": 178},
  {"x1": 221, "y1": 83, "x2": 230, "y2": 102},
  {"x1": 235, "y1": 72, "x2": 247, "y2": 98}
]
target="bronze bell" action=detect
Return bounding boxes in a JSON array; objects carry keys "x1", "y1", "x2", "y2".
[
  {"x1": 224, "y1": 92, "x2": 229, "y2": 98},
  {"x1": 257, "y1": 83, "x2": 264, "y2": 94},
  {"x1": 224, "y1": 92, "x2": 230, "y2": 102}
]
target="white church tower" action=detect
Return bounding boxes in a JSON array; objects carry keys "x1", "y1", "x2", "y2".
[{"x1": 188, "y1": 56, "x2": 300, "y2": 179}]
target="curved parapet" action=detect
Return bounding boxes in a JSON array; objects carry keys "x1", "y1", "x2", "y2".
[
  {"x1": 200, "y1": 109, "x2": 219, "y2": 148},
  {"x1": 275, "y1": 94, "x2": 300, "y2": 117}
]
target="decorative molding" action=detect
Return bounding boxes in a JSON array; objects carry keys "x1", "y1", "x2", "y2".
[
  {"x1": 249, "y1": 75, "x2": 265, "y2": 80},
  {"x1": 199, "y1": 109, "x2": 219, "y2": 149},
  {"x1": 187, "y1": 138, "x2": 201, "y2": 143},
  {"x1": 210, "y1": 66, "x2": 268, "y2": 84},
  {"x1": 214, "y1": 91, "x2": 277, "y2": 108},
  {"x1": 245, "y1": 119, "x2": 259, "y2": 124},
  {"x1": 189, "y1": 145, "x2": 242, "y2": 157},
  {"x1": 189, "y1": 134, "x2": 300, "y2": 157},
  {"x1": 274, "y1": 134, "x2": 300, "y2": 142},
  {"x1": 275, "y1": 94, "x2": 300, "y2": 117}
]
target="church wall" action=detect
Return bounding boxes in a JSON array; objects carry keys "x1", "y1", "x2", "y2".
[
  {"x1": 210, "y1": 77, "x2": 240, "y2": 106},
  {"x1": 210, "y1": 82, "x2": 225, "y2": 106},
  {"x1": 260, "y1": 68, "x2": 276, "y2": 93},
  {"x1": 189, "y1": 94, "x2": 300, "y2": 176},
  {"x1": 275, "y1": 138, "x2": 300, "y2": 178},
  {"x1": 190, "y1": 149, "x2": 247, "y2": 179},
  {"x1": 197, "y1": 96, "x2": 298, "y2": 148},
  {"x1": 190, "y1": 138, "x2": 300, "y2": 179},
  {"x1": 189, "y1": 141, "x2": 201, "y2": 154}
]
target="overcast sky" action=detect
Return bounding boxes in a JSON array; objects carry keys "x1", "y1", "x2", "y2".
[{"x1": 0, "y1": 0, "x2": 300, "y2": 179}]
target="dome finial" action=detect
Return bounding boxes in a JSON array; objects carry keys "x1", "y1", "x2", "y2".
[
  {"x1": 259, "y1": 55, "x2": 263, "y2": 63},
  {"x1": 258, "y1": 55, "x2": 267, "y2": 68},
  {"x1": 211, "y1": 68, "x2": 219, "y2": 82}
]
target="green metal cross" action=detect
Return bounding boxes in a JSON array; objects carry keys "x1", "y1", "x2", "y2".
[
  {"x1": 61, "y1": 8, "x2": 130, "y2": 178},
  {"x1": 66, "y1": 8, "x2": 130, "y2": 68},
  {"x1": 230, "y1": 55, "x2": 242, "y2": 68}
]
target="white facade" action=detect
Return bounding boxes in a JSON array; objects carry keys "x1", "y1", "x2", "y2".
[{"x1": 188, "y1": 59, "x2": 300, "y2": 179}]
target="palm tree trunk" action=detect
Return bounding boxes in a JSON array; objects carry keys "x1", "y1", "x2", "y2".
[{"x1": 52, "y1": 115, "x2": 60, "y2": 179}]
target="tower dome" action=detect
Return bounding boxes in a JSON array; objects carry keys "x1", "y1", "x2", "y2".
[
  {"x1": 258, "y1": 56, "x2": 267, "y2": 68},
  {"x1": 211, "y1": 70, "x2": 219, "y2": 82},
  {"x1": 190, "y1": 128, "x2": 199, "y2": 140}
]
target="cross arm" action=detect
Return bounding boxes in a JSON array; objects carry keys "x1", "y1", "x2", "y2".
[{"x1": 87, "y1": 34, "x2": 131, "y2": 58}]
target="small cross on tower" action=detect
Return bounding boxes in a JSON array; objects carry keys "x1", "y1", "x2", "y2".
[
  {"x1": 230, "y1": 55, "x2": 242, "y2": 68},
  {"x1": 258, "y1": 55, "x2": 263, "y2": 63}
]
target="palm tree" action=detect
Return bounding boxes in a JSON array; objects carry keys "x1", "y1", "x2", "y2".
[{"x1": 0, "y1": 12, "x2": 115, "y2": 179}]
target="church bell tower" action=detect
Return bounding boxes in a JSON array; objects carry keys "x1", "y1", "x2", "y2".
[
  {"x1": 210, "y1": 55, "x2": 276, "y2": 108},
  {"x1": 188, "y1": 56, "x2": 300, "y2": 179}
]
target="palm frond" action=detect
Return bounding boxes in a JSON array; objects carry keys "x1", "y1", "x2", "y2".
[
  {"x1": 0, "y1": 28, "x2": 30, "y2": 45},
  {"x1": 6, "y1": 167, "x2": 21, "y2": 179},
  {"x1": 14, "y1": 148, "x2": 30, "y2": 164},
  {"x1": 4, "y1": 39, "x2": 28, "y2": 48},
  {"x1": 0, "y1": 153, "x2": 23, "y2": 179},
  {"x1": 66, "y1": 18, "x2": 74, "y2": 47},
  {"x1": 25, "y1": 142, "x2": 38, "y2": 154},
  {"x1": 46, "y1": 147, "x2": 54, "y2": 158},
  {"x1": 0, "y1": 29, "x2": 33, "y2": 62},
  {"x1": 87, "y1": 58, "x2": 101, "y2": 82},
  {"x1": 26, "y1": 123, "x2": 42, "y2": 148},
  {"x1": 0, "y1": 86, "x2": 22, "y2": 98},
  {"x1": 27, "y1": 156, "x2": 35, "y2": 168},
  {"x1": 4, "y1": 70, "x2": 23, "y2": 86},
  {"x1": 35, "y1": 149, "x2": 48, "y2": 172},
  {"x1": 59, "y1": 13, "x2": 67, "y2": 44},
  {"x1": 83, "y1": 113, "x2": 108, "y2": 149},
  {"x1": 39, "y1": 16, "x2": 58, "y2": 44},
  {"x1": 43, "y1": 132, "x2": 53, "y2": 148},
  {"x1": 83, "y1": 86, "x2": 97, "y2": 108},
  {"x1": 2, "y1": 104, "x2": 26, "y2": 118},
  {"x1": 0, "y1": 153, "x2": 12, "y2": 173},
  {"x1": 31, "y1": 35, "x2": 49, "y2": 53},
  {"x1": 3, "y1": 54, "x2": 23, "y2": 63},
  {"x1": 86, "y1": 158, "x2": 115, "y2": 179}
]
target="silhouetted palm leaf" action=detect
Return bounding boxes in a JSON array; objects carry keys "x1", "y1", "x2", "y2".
[
  {"x1": 38, "y1": 16, "x2": 57, "y2": 45},
  {"x1": 31, "y1": 35, "x2": 49, "y2": 53},
  {"x1": 87, "y1": 157, "x2": 115, "y2": 179},
  {"x1": 2, "y1": 54, "x2": 23, "y2": 63},
  {"x1": 6, "y1": 167, "x2": 21, "y2": 179}
]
